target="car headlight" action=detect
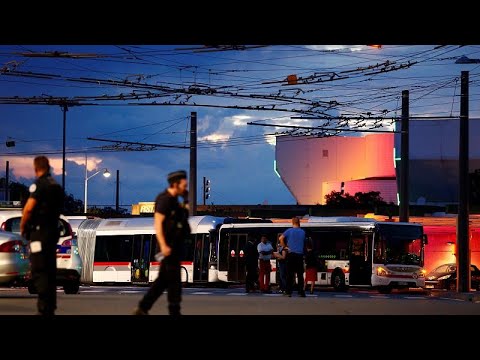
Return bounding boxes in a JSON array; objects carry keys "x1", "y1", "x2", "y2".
[
  {"x1": 377, "y1": 267, "x2": 390, "y2": 277},
  {"x1": 417, "y1": 269, "x2": 427, "y2": 278},
  {"x1": 437, "y1": 275, "x2": 451, "y2": 281}
]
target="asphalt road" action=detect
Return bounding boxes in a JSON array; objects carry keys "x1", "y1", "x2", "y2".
[{"x1": 1, "y1": 286, "x2": 480, "y2": 315}]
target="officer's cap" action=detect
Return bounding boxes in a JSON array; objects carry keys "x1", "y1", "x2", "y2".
[{"x1": 167, "y1": 170, "x2": 187, "y2": 184}]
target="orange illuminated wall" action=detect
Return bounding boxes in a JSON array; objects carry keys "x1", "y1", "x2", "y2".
[
  {"x1": 423, "y1": 226, "x2": 480, "y2": 272},
  {"x1": 275, "y1": 133, "x2": 395, "y2": 204}
]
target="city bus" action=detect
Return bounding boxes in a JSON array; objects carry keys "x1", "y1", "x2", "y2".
[
  {"x1": 76, "y1": 215, "x2": 271, "y2": 285},
  {"x1": 214, "y1": 217, "x2": 427, "y2": 293}
]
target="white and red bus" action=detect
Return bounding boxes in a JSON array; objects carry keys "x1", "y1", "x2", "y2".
[
  {"x1": 76, "y1": 215, "x2": 271, "y2": 285},
  {"x1": 213, "y1": 217, "x2": 427, "y2": 293}
]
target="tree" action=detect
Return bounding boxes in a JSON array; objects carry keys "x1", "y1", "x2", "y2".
[
  {"x1": 324, "y1": 191, "x2": 357, "y2": 207},
  {"x1": 87, "y1": 206, "x2": 129, "y2": 217},
  {"x1": 64, "y1": 193, "x2": 84, "y2": 214},
  {"x1": 0, "y1": 178, "x2": 29, "y2": 205},
  {"x1": 325, "y1": 190, "x2": 387, "y2": 208}
]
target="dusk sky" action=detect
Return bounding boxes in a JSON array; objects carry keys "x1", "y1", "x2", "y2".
[{"x1": 1, "y1": 45, "x2": 479, "y2": 209}]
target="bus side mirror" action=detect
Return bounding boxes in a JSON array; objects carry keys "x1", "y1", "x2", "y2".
[{"x1": 422, "y1": 234, "x2": 428, "y2": 245}]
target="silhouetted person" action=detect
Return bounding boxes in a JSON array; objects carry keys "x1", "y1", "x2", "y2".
[
  {"x1": 280, "y1": 217, "x2": 306, "y2": 297},
  {"x1": 133, "y1": 170, "x2": 190, "y2": 316},
  {"x1": 273, "y1": 235, "x2": 288, "y2": 293},
  {"x1": 20, "y1": 156, "x2": 64, "y2": 316},
  {"x1": 244, "y1": 236, "x2": 258, "y2": 293},
  {"x1": 257, "y1": 235, "x2": 273, "y2": 293},
  {"x1": 304, "y1": 242, "x2": 317, "y2": 294}
]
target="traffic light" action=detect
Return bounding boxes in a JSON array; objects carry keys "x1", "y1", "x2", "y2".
[{"x1": 203, "y1": 177, "x2": 211, "y2": 205}]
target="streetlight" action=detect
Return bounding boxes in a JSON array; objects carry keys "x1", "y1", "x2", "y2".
[{"x1": 84, "y1": 167, "x2": 110, "y2": 214}]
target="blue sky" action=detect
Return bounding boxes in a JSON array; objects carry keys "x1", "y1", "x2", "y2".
[{"x1": 1, "y1": 45, "x2": 480, "y2": 208}]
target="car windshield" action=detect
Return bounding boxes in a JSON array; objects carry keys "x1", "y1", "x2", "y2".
[{"x1": 374, "y1": 224, "x2": 424, "y2": 266}]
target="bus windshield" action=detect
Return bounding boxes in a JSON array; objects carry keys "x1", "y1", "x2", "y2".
[{"x1": 374, "y1": 224, "x2": 424, "y2": 266}]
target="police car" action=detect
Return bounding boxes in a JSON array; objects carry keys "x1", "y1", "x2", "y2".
[{"x1": 0, "y1": 210, "x2": 83, "y2": 294}]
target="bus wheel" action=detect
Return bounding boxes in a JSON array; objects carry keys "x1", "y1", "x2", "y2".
[
  {"x1": 332, "y1": 271, "x2": 346, "y2": 291},
  {"x1": 378, "y1": 286, "x2": 392, "y2": 294},
  {"x1": 64, "y1": 282, "x2": 80, "y2": 294},
  {"x1": 27, "y1": 283, "x2": 38, "y2": 295}
]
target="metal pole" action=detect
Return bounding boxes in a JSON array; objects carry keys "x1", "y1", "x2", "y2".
[
  {"x1": 189, "y1": 112, "x2": 197, "y2": 216},
  {"x1": 84, "y1": 154, "x2": 88, "y2": 214},
  {"x1": 5, "y1": 161, "x2": 9, "y2": 202},
  {"x1": 457, "y1": 71, "x2": 470, "y2": 292},
  {"x1": 399, "y1": 90, "x2": 410, "y2": 222},
  {"x1": 62, "y1": 104, "x2": 68, "y2": 191},
  {"x1": 116, "y1": 170, "x2": 120, "y2": 212}
]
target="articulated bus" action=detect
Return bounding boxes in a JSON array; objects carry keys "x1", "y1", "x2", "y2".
[
  {"x1": 76, "y1": 216, "x2": 270, "y2": 285},
  {"x1": 214, "y1": 217, "x2": 427, "y2": 293}
]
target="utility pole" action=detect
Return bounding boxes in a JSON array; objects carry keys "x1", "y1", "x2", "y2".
[
  {"x1": 61, "y1": 104, "x2": 68, "y2": 192},
  {"x1": 116, "y1": 170, "x2": 120, "y2": 212},
  {"x1": 5, "y1": 161, "x2": 9, "y2": 202},
  {"x1": 189, "y1": 112, "x2": 197, "y2": 216},
  {"x1": 399, "y1": 90, "x2": 410, "y2": 223},
  {"x1": 457, "y1": 71, "x2": 470, "y2": 292}
]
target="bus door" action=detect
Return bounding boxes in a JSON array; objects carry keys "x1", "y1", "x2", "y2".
[
  {"x1": 349, "y1": 233, "x2": 372, "y2": 286},
  {"x1": 193, "y1": 234, "x2": 210, "y2": 281},
  {"x1": 227, "y1": 233, "x2": 247, "y2": 282},
  {"x1": 131, "y1": 234, "x2": 152, "y2": 284}
]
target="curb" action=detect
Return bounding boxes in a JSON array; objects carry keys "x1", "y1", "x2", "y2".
[{"x1": 429, "y1": 290, "x2": 480, "y2": 302}]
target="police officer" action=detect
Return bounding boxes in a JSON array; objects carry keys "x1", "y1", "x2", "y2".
[
  {"x1": 133, "y1": 170, "x2": 190, "y2": 316},
  {"x1": 20, "y1": 156, "x2": 64, "y2": 316}
]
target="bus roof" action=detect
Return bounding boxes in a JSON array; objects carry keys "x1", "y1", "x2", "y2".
[
  {"x1": 219, "y1": 220, "x2": 422, "y2": 231},
  {"x1": 307, "y1": 216, "x2": 422, "y2": 227},
  {"x1": 81, "y1": 215, "x2": 227, "y2": 235}
]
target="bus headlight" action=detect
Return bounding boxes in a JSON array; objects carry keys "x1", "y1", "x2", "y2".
[
  {"x1": 418, "y1": 269, "x2": 427, "y2": 278},
  {"x1": 377, "y1": 267, "x2": 389, "y2": 277}
]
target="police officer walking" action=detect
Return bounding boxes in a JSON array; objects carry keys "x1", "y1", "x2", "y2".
[
  {"x1": 133, "y1": 170, "x2": 190, "y2": 316},
  {"x1": 20, "y1": 156, "x2": 64, "y2": 316}
]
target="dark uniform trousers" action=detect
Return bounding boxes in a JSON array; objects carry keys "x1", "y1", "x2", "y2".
[
  {"x1": 245, "y1": 263, "x2": 258, "y2": 292},
  {"x1": 286, "y1": 253, "x2": 305, "y2": 295},
  {"x1": 30, "y1": 226, "x2": 58, "y2": 316},
  {"x1": 139, "y1": 255, "x2": 181, "y2": 315}
]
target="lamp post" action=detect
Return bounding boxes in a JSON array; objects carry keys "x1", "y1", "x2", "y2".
[{"x1": 84, "y1": 164, "x2": 111, "y2": 214}]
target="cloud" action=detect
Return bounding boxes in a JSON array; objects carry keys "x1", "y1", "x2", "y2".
[
  {"x1": 198, "y1": 133, "x2": 231, "y2": 142},
  {"x1": 1, "y1": 155, "x2": 104, "y2": 179},
  {"x1": 305, "y1": 45, "x2": 366, "y2": 52}
]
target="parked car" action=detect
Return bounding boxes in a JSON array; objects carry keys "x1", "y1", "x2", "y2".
[
  {"x1": 0, "y1": 210, "x2": 82, "y2": 294},
  {"x1": 425, "y1": 263, "x2": 480, "y2": 291},
  {"x1": 0, "y1": 230, "x2": 29, "y2": 285}
]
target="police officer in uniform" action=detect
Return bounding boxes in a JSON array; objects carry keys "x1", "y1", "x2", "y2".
[
  {"x1": 20, "y1": 156, "x2": 64, "y2": 316},
  {"x1": 133, "y1": 170, "x2": 190, "y2": 316}
]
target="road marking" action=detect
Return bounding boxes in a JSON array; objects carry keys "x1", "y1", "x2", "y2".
[
  {"x1": 226, "y1": 293, "x2": 247, "y2": 296},
  {"x1": 404, "y1": 296, "x2": 427, "y2": 299},
  {"x1": 120, "y1": 290, "x2": 144, "y2": 294},
  {"x1": 263, "y1": 293, "x2": 282, "y2": 297},
  {"x1": 81, "y1": 290, "x2": 108, "y2": 293},
  {"x1": 334, "y1": 295, "x2": 353, "y2": 298},
  {"x1": 369, "y1": 295, "x2": 389, "y2": 299},
  {"x1": 450, "y1": 298, "x2": 465, "y2": 302},
  {"x1": 191, "y1": 291, "x2": 213, "y2": 295},
  {"x1": 306, "y1": 294, "x2": 318, "y2": 297}
]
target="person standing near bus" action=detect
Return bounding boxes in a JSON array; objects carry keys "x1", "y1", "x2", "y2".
[
  {"x1": 257, "y1": 235, "x2": 274, "y2": 293},
  {"x1": 133, "y1": 170, "x2": 190, "y2": 316},
  {"x1": 273, "y1": 234, "x2": 288, "y2": 293},
  {"x1": 20, "y1": 156, "x2": 64, "y2": 316},
  {"x1": 244, "y1": 235, "x2": 258, "y2": 293},
  {"x1": 280, "y1": 217, "x2": 306, "y2": 297},
  {"x1": 304, "y1": 242, "x2": 317, "y2": 294}
]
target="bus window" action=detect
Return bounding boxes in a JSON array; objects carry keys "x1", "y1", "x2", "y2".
[
  {"x1": 94, "y1": 235, "x2": 133, "y2": 262},
  {"x1": 309, "y1": 231, "x2": 350, "y2": 260}
]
